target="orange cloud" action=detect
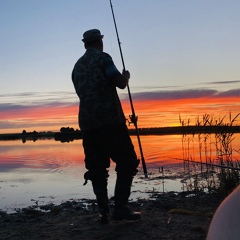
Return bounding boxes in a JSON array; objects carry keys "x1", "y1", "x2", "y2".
[
  {"x1": 0, "y1": 103, "x2": 79, "y2": 133},
  {"x1": 122, "y1": 96, "x2": 240, "y2": 128},
  {"x1": 0, "y1": 90, "x2": 240, "y2": 133}
]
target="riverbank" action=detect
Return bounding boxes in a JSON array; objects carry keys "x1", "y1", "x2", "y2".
[
  {"x1": 0, "y1": 190, "x2": 223, "y2": 240},
  {"x1": 1, "y1": 125, "x2": 240, "y2": 141}
]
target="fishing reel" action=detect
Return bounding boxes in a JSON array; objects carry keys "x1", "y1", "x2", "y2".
[{"x1": 127, "y1": 114, "x2": 138, "y2": 126}]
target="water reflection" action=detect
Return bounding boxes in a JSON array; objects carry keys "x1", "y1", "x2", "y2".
[
  {"x1": 0, "y1": 135, "x2": 186, "y2": 172},
  {"x1": 0, "y1": 134, "x2": 239, "y2": 213}
]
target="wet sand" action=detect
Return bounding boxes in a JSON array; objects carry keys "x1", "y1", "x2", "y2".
[{"x1": 0, "y1": 191, "x2": 223, "y2": 240}]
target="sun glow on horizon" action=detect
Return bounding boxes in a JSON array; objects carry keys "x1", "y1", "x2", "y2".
[
  {"x1": 122, "y1": 96, "x2": 240, "y2": 128},
  {"x1": 0, "y1": 94, "x2": 240, "y2": 134}
]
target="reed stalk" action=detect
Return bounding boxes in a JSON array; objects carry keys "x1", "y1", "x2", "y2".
[{"x1": 179, "y1": 112, "x2": 240, "y2": 195}]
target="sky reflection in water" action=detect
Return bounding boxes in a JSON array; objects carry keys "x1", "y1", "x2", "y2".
[{"x1": 0, "y1": 134, "x2": 239, "y2": 213}]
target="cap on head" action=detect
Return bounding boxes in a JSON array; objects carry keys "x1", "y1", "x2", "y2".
[{"x1": 82, "y1": 29, "x2": 104, "y2": 43}]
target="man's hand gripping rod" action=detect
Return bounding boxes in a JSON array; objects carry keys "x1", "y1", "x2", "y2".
[{"x1": 109, "y1": 0, "x2": 148, "y2": 178}]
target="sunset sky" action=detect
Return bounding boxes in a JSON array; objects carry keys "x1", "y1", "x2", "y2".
[{"x1": 0, "y1": 0, "x2": 240, "y2": 133}]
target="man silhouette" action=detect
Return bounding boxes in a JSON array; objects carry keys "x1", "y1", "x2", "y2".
[{"x1": 72, "y1": 29, "x2": 141, "y2": 223}]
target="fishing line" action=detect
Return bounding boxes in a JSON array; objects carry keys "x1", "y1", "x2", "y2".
[{"x1": 109, "y1": 0, "x2": 148, "y2": 178}]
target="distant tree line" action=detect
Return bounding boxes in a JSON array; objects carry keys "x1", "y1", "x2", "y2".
[
  {"x1": 60, "y1": 127, "x2": 80, "y2": 133},
  {"x1": 55, "y1": 127, "x2": 82, "y2": 142}
]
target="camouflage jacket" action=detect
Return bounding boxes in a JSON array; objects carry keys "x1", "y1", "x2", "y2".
[{"x1": 72, "y1": 48, "x2": 126, "y2": 131}]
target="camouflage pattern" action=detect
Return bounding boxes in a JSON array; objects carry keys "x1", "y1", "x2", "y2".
[{"x1": 72, "y1": 48, "x2": 126, "y2": 131}]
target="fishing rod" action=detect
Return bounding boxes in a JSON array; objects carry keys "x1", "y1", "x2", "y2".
[{"x1": 109, "y1": 0, "x2": 148, "y2": 178}]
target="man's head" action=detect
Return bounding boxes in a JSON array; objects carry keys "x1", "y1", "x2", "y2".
[
  {"x1": 82, "y1": 29, "x2": 104, "y2": 51},
  {"x1": 82, "y1": 29, "x2": 103, "y2": 43}
]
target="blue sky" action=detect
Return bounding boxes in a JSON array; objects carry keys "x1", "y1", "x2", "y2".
[
  {"x1": 0, "y1": 0, "x2": 240, "y2": 132},
  {"x1": 1, "y1": 0, "x2": 239, "y2": 93}
]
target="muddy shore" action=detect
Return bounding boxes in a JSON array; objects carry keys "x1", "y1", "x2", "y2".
[{"x1": 0, "y1": 191, "x2": 223, "y2": 240}]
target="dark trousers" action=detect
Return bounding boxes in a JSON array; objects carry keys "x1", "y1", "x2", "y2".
[{"x1": 82, "y1": 124, "x2": 139, "y2": 211}]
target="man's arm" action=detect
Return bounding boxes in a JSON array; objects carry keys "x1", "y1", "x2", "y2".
[
  {"x1": 103, "y1": 55, "x2": 130, "y2": 89},
  {"x1": 111, "y1": 70, "x2": 129, "y2": 89}
]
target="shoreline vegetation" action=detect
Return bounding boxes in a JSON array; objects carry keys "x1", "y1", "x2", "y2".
[{"x1": 0, "y1": 125, "x2": 240, "y2": 142}]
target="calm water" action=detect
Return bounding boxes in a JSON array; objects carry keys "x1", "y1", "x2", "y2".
[{"x1": 0, "y1": 134, "x2": 239, "y2": 213}]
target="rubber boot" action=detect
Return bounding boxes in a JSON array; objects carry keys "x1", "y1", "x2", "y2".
[
  {"x1": 96, "y1": 195, "x2": 109, "y2": 224},
  {"x1": 92, "y1": 176, "x2": 109, "y2": 224},
  {"x1": 113, "y1": 173, "x2": 141, "y2": 220},
  {"x1": 113, "y1": 205, "x2": 141, "y2": 220}
]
